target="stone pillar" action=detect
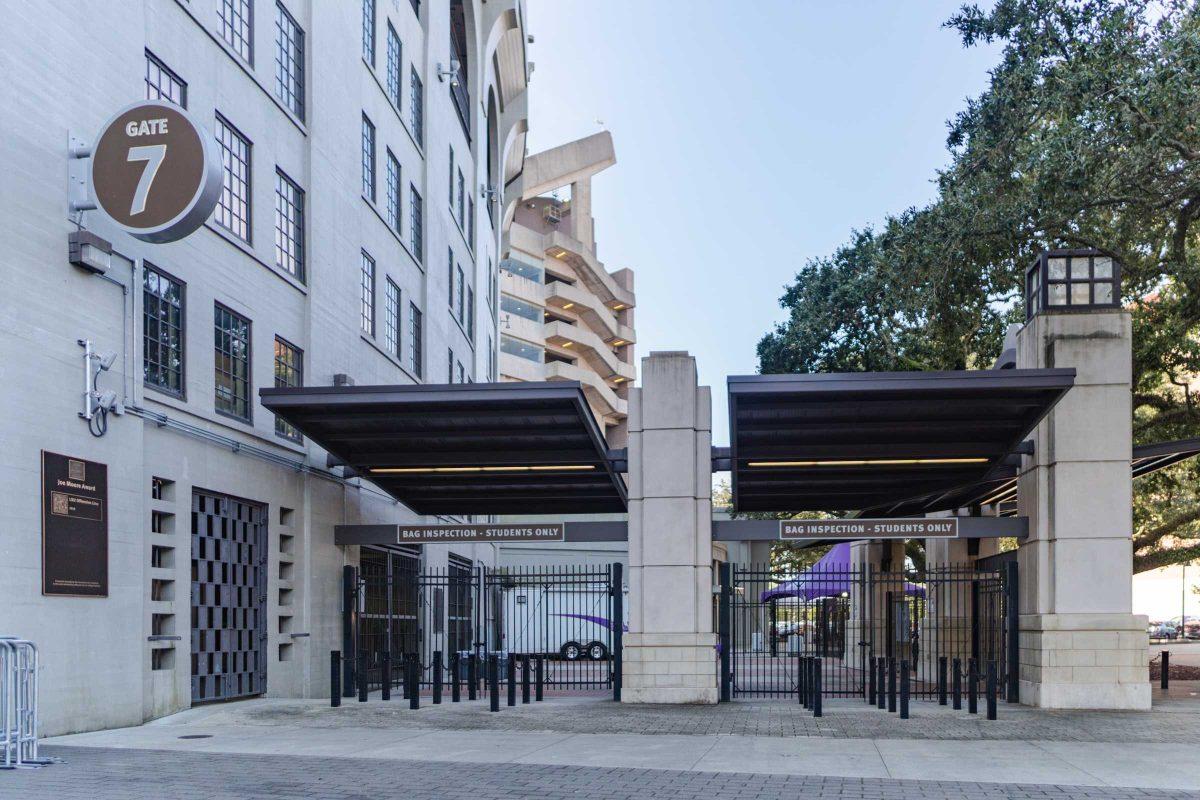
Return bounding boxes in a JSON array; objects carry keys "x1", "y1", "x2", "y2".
[
  {"x1": 1015, "y1": 308, "x2": 1150, "y2": 708},
  {"x1": 622, "y1": 352, "x2": 718, "y2": 703},
  {"x1": 848, "y1": 540, "x2": 905, "y2": 665}
]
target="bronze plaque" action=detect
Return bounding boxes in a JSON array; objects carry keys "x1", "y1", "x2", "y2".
[
  {"x1": 42, "y1": 451, "x2": 108, "y2": 597},
  {"x1": 780, "y1": 518, "x2": 958, "y2": 540},
  {"x1": 394, "y1": 523, "x2": 566, "y2": 544},
  {"x1": 90, "y1": 100, "x2": 223, "y2": 242}
]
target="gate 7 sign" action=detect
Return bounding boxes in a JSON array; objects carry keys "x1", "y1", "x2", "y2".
[{"x1": 89, "y1": 100, "x2": 223, "y2": 243}]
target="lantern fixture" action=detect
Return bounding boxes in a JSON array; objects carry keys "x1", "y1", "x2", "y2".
[{"x1": 1026, "y1": 248, "x2": 1121, "y2": 320}]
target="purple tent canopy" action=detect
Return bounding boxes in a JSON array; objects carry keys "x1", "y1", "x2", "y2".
[{"x1": 760, "y1": 542, "x2": 926, "y2": 602}]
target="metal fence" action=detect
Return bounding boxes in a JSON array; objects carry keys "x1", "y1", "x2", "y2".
[
  {"x1": 719, "y1": 561, "x2": 1016, "y2": 702},
  {"x1": 1, "y1": 637, "x2": 49, "y2": 770},
  {"x1": 347, "y1": 558, "x2": 624, "y2": 699}
]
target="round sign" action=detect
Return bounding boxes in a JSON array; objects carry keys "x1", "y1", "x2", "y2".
[{"x1": 89, "y1": 100, "x2": 223, "y2": 243}]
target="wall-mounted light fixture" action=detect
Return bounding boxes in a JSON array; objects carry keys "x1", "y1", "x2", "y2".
[
  {"x1": 68, "y1": 230, "x2": 112, "y2": 275},
  {"x1": 436, "y1": 59, "x2": 461, "y2": 86}
]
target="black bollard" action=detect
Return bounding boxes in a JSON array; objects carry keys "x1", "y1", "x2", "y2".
[
  {"x1": 489, "y1": 654, "x2": 500, "y2": 712},
  {"x1": 986, "y1": 660, "x2": 997, "y2": 721},
  {"x1": 799, "y1": 654, "x2": 809, "y2": 707},
  {"x1": 451, "y1": 653, "x2": 461, "y2": 703},
  {"x1": 468, "y1": 654, "x2": 478, "y2": 701},
  {"x1": 535, "y1": 655, "x2": 544, "y2": 701},
  {"x1": 937, "y1": 656, "x2": 948, "y2": 706},
  {"x1": 402, "y1": 654, "x2": 411, "y2": 700},
  {"x1": 381, "y1": 650, "x2": 391, "y2": 702},
  {"x1": 1161, "y1": 650, "x2": 1170, "y2": 691},
  {"x1": 876, "y1": 657, "x2": 886, "y2": 709},
  {"x1": 408, "y1": 658, "x2": 420, "y2": 710},
  {"x1": 952, "y1": 657, "x2": 962, "y2": 710},
  {"x1": 507, "y1": 653, "x2": 517, "y2": 707},
  {"x1": 888, "y1": 658, "x2": 897, "y2": 713},
  {"x1": 433, "y1": 651, "x2": 443, "y2": 705},
  {"x1": 967, "y1": 657, "x2": 978, "y2": 715},
  {"x1": 899, "y1": 660, "x2": 910, "y2": 719},
  {"x1": 812, "y1": 658, "x2": 822, "y2": 718},
  {"x1": 358, "y1": 653, "x2": 368, "y2": 703},
  {"x1": 522, "y1": 654, "x2": 531, "y2": 704},
  {"x1": 331, "y1": 651, "x2": 342, "y2": 707},
  {"x1": 867, "y1": 657, "x2": 876, "y2": 705}
]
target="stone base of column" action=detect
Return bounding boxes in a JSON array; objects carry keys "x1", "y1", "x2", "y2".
[
  {"x1": 621, "y1": 633, "x2": 718, "y2": 704},
  {"x1": 1019, "y1": 613, "x2": 1151, "y2": 709}
]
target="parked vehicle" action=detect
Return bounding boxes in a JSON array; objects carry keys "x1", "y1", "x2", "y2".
[
  {"x1": 1148, "y1": 622, "x2": 1177, "y2": 640},
  {"x1": 497, "y1": 582, "x2": 628, "y2": 661}
]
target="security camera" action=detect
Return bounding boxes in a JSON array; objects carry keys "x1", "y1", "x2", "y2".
[
  {"x1": 96, "y1": 352, "x2": 117, "y2": 371},
  {"x1": 94, "y1": 389, "x2": 118, "y2": 410}
]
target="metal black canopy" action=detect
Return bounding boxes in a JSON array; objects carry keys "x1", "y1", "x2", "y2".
[
  {"x1": 871, "y1": 436, "x2": 1200, "y2": 518},
  {"x1": 259, "y1": 382, "x2": 627, "y2": 515},
  {"x1": 727, "y1": 369, "x2": 1076, "y2": 514}
]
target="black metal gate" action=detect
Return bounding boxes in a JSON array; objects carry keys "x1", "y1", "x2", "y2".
[
  {"x1": 190, "y1": 490, "x2": 267, "y2": 703},
  {"x1": 719, "y1": 560, "x2": 1016, "y2": 702},
  {"x1": 349, "y1": 556, "x2": 623, "y2": 697}
]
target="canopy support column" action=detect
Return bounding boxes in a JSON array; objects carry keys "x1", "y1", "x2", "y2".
[{"x1": 622, "y1": 352, "x2": 718, "y2": 704}]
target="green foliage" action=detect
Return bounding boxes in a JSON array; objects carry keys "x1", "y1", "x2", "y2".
[{"x1": 758, "y1": 0, "x2": 1200, "y2": 572}]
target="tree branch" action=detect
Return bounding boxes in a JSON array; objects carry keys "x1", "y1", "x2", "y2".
[{"x1": 1135, "y1": 542, "x2": 1200, "y2": 574}]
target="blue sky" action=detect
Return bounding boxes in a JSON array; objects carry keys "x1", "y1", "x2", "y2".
[{"x1": 524, "y1": 1, "x2": 1001, "y2": 447}]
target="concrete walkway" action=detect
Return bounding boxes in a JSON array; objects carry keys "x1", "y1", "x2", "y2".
[{"x1": 42, "y1": 696, "x2": 1200, "y2": 792}]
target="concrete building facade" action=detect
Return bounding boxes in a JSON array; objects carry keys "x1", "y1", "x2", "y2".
[
  {"x1": 0, "y1": 0, "x2": 529, "y2": 735},
  {"x1": 498, "y1": 132, "x2": 636, "y2": 445}
]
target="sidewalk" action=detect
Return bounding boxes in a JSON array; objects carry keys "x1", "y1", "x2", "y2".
[{"x1": 41, "y1": 693, "x2": 1200, "y2": 792}]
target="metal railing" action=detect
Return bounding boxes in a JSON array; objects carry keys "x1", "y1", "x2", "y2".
[{"x1": 1, "y1": 637, "x2": 50, "y2": 769}]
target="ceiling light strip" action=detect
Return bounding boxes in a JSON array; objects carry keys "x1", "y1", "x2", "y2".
[
  {"x1": 370, "y1": 465, "x2": 596, "y2": 475},
  {"x1": 746, "y1": 457, "x2": 990, "y2": 468}
]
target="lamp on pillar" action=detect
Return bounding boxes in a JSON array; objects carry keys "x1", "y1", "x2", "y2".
[
  {"x1": 1025, "y1": 249, "x2": 1121, "y2": 319},
  {"x1": 1015, "y1": 246, "x2": 1149, "y2": 710}
]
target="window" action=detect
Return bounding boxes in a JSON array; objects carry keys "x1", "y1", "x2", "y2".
[
  {"x1": 361, "y1": 114, "x2": 376, "y2": 201},
  {"x1": 385, "y1": 278, "x2": 401, "y2": 357},
  {"x1": 145, "y1": 51, "x2": 186, "y2": 107},
  {"x1": 467, "y1": 286, "x2": 475, "y2": 341},
  {"x1": 386, "y1": 150, "x2": 401, "y2": 233},
  {"x1": 456, "y1": 361, "x2": 465, "y2": 384},
  {"x1": 361, "y1": 0, "x2": 375, "y2": 65},
  {"x1": 410, "y1": 185, "x2": 423, "y2": 261},
  {"x1": 501, "y1": 294, "x2": 540, "y2": 323},
  {"x1": 143, "y1": 265, "x2": 184, "y2": 396},
  {"x1": 448, "y1": 147, "x2": 455, "y2": 205},
  {"x1": 467, "y1": 197, "x2": 475, "y2": 250},
  {"x1": 274, "y1": 169, "x2": 304, "y2": 281},
  {"x1": 409, "y1": 303, "x2": 423, "y2": 377},
  {"x1": 501, "y1": 334, "x2": 541, "y2": 363},
  {"x1": 457, "y1": 169, "x2": 465, "y2": 227},
  {"x1": 215, "y1": 114, "x2": 251, "y2": 242},
  {"x1": 219, "y1": 0, "x2": 253, "y2": 63},
  {"x1": 487, "y1": 335, "x2": 495, "y2": 381},
  {"x1": 274, "y1": 2, "x2": 304, "y2": 120},
  {"x1": 448, "y1": 348, "x2": 454, "y2": 383},
  {"x1": 360, "y1": 250, "x2": 375, "y2": 335},
  {"x1": 214, "y1": 304, "x2": 251, "y2": 421},
  {"x1": 500, "y1": 258, "x2": 543, "y2": 283},
  {"x1": 456, "y1": 265, "x2": 465, "y2": 323},
  {"x1": 488, "y1": 258, "x2": 496, "y2": 312},
  {"x1": 410, "y1": 68, "x2": 423, "y2": 146},
  {"x1": 386, "y1": 24, "x2": 402, "y2": 109},
  {"x1": 447, "y1": 249, "x2": 455, "y2": 308},
  {"x1": 273, "y1": 337, "x2": 303, "y2": 441}
]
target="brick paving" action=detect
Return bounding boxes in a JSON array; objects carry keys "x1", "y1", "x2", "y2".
[
  {"x1": 235, "y1": 693, "x2": 1200, "y2": 742},
  {"x1": 5, "y1": 746, "x2": 1194, "y2": 800}
]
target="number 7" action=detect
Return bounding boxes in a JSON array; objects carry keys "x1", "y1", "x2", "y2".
[{"x1": 126, "y1": 144, "x2": 167, "y2": 216}]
